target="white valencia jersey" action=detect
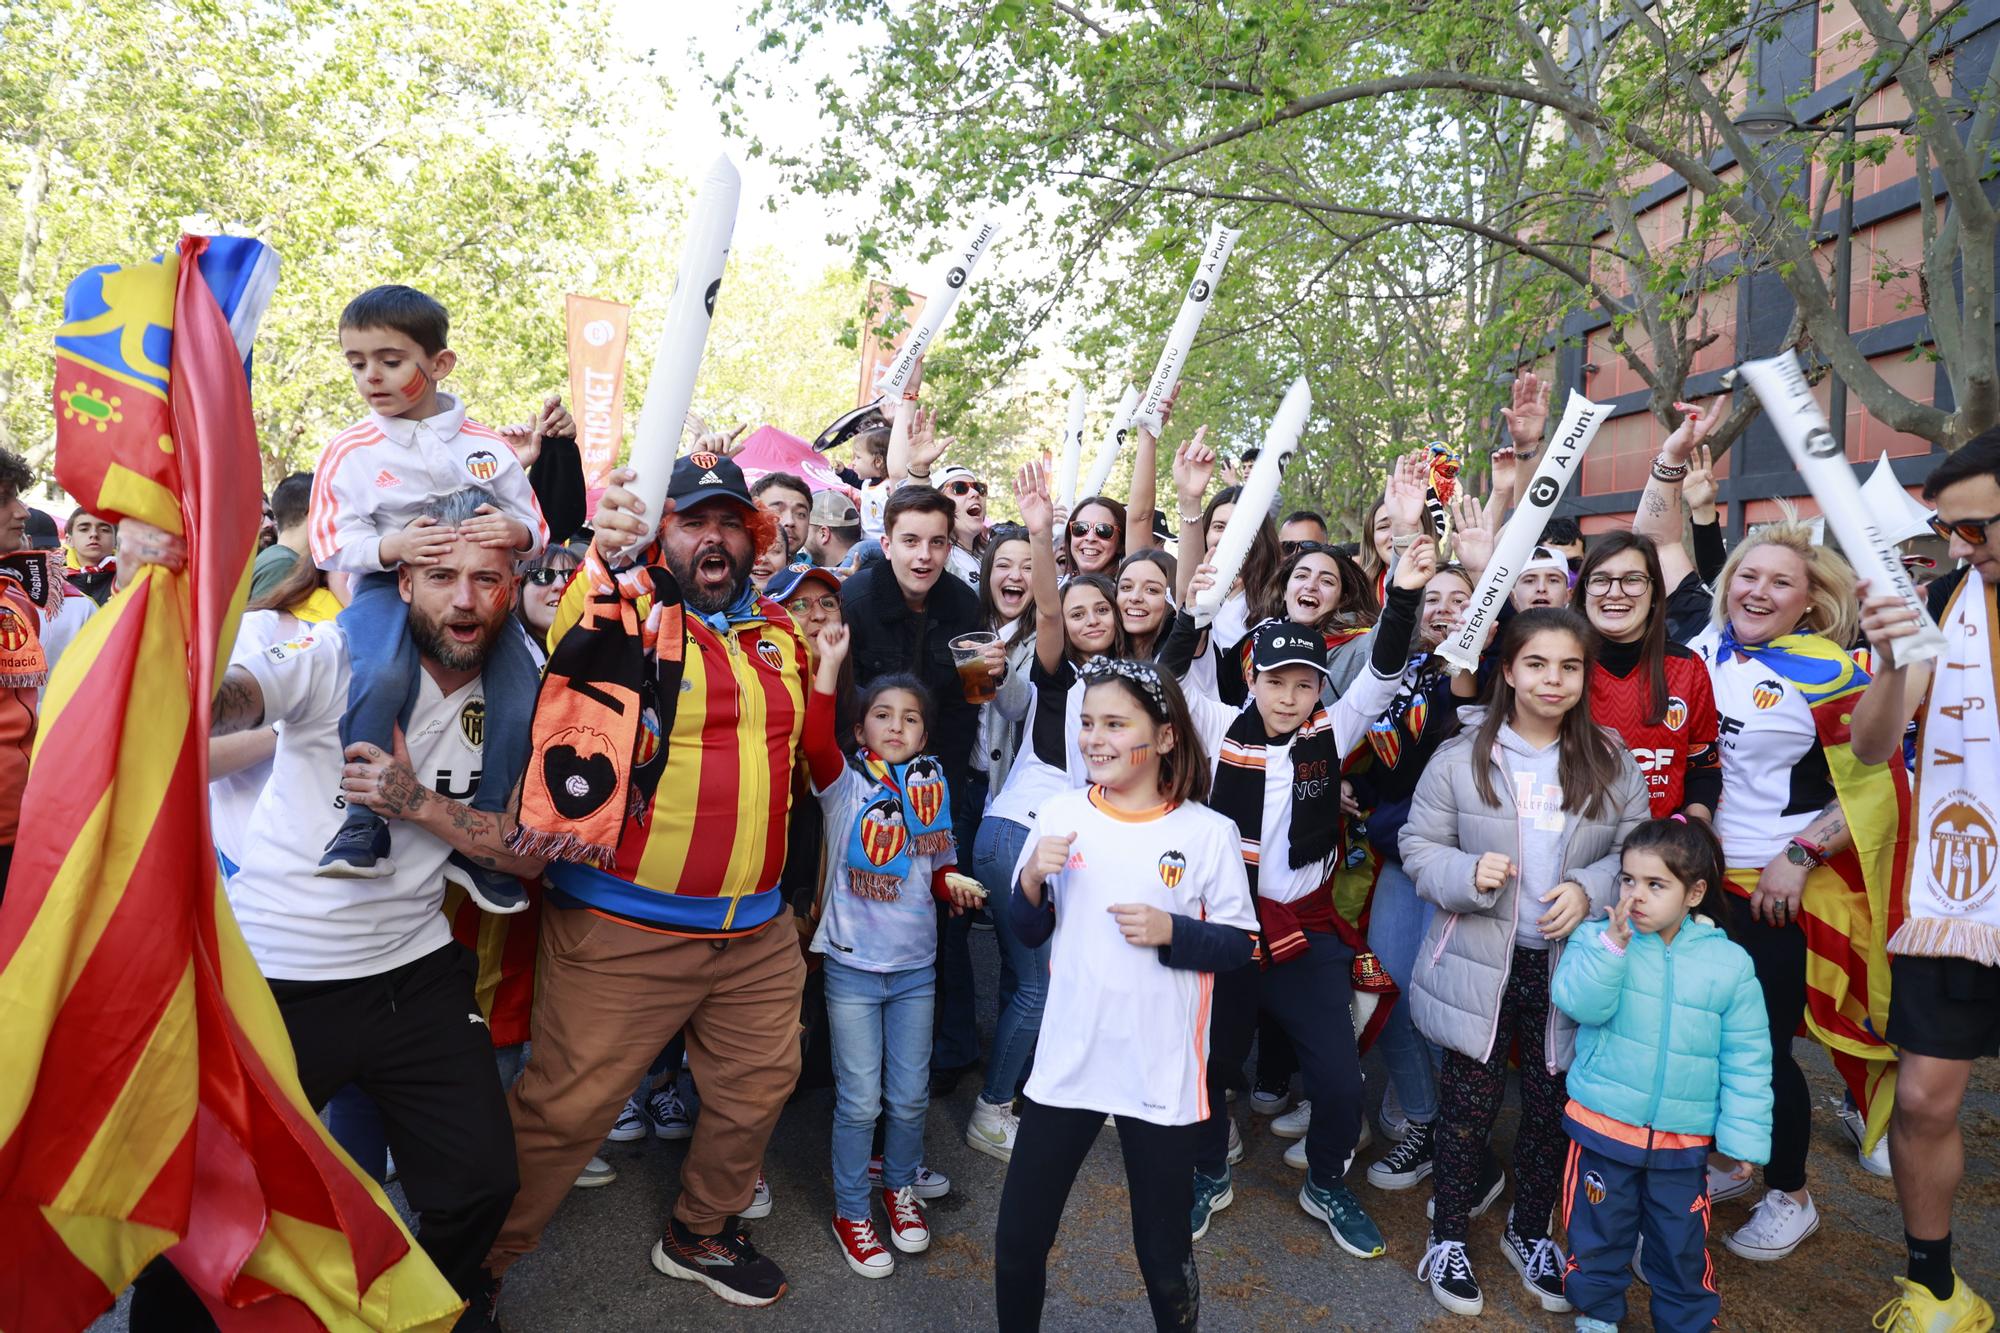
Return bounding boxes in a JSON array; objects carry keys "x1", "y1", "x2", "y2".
[
  {"x1": 228, "y1": 624, "x2": 487, "y2": 980},
  {"x1": 1689, "y1": 627, "x2": 1835, "y2": 869},
  {"x1": 1014, "y1": 788, "x2": 1257, "y2": 1125}
]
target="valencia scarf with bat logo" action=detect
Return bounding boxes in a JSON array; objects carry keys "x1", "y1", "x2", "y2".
[{"x1": 845, "y1": 747, "x2": 954, "y2": 899}]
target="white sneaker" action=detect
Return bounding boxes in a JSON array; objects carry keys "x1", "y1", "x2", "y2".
[
  {"x1": 1272, "y1": 1099, "x2": 1312, "y2": 1140},
  {"x1": 572, "y1": 1155, "x2": 616, "y2": 1188},
  {"x1": 740, "y1": 1171, "x2": 773, "y2": 1221},
  {"x1": 1837, "y1": 1098, "x2": 1894, "y2": 1178},
  {"x1": 1285, "y1": 1137, "x2": 1308, "y2": 1170},
  {"x1": 606, "y1": 1091, "x2": 649, "y2": 1143},
  {"x1": 1250, "y1": 1082, "x2": 1293, "y2": 1116},
  {"x1": 648, "y1": 1083, "x2": 694, "y2": 1141},
  {"x1": 869, "y1": 1157, "x2": 952, "y2": 1200},
  {"x1": 1725, "y1": 1189, "x2": 1819, "y2": 1261},
  {"x1": 1227, "y1": 1117, "x2": 1244, "y2": 1166},
  {"x1": 1380, "y1": 1081, "x2": 1411, "y2": 1144},
  {"x1": 1706, "y1": 1159, "x2": 1755, "y2": 1202},
  {"x1": 965, "y1": 1097, "x2": 1018, "y2": 1163},
  {"x1": 1283, "y1": 1115, "x2": 1366, "y2": 1171}
]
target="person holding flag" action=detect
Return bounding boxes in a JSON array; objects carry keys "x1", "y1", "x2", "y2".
[{"x1": 1849, "y1": 429, "x2": 2000, "y2": 1332}]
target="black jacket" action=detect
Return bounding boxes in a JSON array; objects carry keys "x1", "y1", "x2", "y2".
[{"x1": 841, "y1": 561, "x2": 983, "y2": 775}]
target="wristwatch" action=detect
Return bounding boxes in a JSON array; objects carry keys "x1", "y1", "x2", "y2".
[{"x1": 1784, "y1": 837, "x2": 1825, "y2": 870}]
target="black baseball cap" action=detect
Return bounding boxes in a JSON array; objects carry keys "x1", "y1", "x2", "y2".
[
  {"x1": 669, "y1": 450, "x2": 755, "y2": 513},
  {"x1": 1249, "y1": 620, "x2": 1330, "y2": 678}
]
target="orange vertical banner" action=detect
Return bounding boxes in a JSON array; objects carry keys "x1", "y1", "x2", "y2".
[{"x1": 564, "y1": 294, "x2": 631, "y2": 510}]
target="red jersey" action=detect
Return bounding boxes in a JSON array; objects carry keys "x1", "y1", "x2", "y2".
[{"x1": 1590, "y1": 641, "x2": 1720, "y2": 818}]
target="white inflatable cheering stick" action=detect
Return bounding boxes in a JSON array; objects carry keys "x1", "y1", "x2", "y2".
[
  {"x1": 1134, "y1": 222, "x2": 1241, "y2": 431},
  {"x1": 1436, "y1": 390, "x2": 1611, "y2": 673},
  {"x1": 1056, "y1": 382, "x2": 1088, "y2": 512},
  {"x1": 624, "y1": 154, "x2": 741, "y2": 544},
  {"x1": 1734, "y1": 351, "x2": 1946, "y2": 665},
  {"x1": 1080, "y1": 384, "x2": 1140, "y2": 502},
  {"x1": 1193, "y1": 376, "x2": 1312, "y2": 627},
  {"x1": 874, "y1": 216, "x2": 1002, "y2": 397}
]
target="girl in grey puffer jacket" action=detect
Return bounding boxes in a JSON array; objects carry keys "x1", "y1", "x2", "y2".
[{"x1": 1397, "y1": 609, "x2": 1650, "y2": 1319}]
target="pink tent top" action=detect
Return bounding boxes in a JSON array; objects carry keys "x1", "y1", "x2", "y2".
[{"x1": 732, "y1": 425, "x2": 852, "y2": 494}]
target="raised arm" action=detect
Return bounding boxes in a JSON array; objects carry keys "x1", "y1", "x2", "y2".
[
  {"x1": 1633, "y1": 398, "x2": 1724, "y2": 592},
  {"x1": 1015, "y1": 459, "x2": 1066, "y2": 676},
  {"x1": 1125, "y1": 384, "x2": 1176, "y2": 555},
  {"x1": 1849, "y1": 579, "x2": 1935, "y2": 766},
  {"x1": 1497, "y1": 370, "x2": 1549, "y2": 513},
  {"x1": 1170, "y1": 432, "x2": 1217, "y2": 606}
]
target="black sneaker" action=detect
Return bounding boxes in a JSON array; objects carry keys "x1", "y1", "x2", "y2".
[
  {"x1": 1418, "y1": 1234, "x2": 1483, "y2": 1316},
  {"x1": 457, "y1": 1271, "x2": 503, "y2": 1331},
  {"x1": 1366, "y1": 1119, "x2": 1435, "y2": 1190},
  {"x1": 449, "y1": 851, "x2": 528, "y2": 913},
  {"x1": 1499, "y1": 1210, "x2": 1572, "y2": 1312},
  {"x1": 651, "y1": 1217, "x2": 789, "y2": 1308},
  {"x1": 317, "y1": 815, "x2": 394, "y2": 879},
  {"x1": 1427, "y1": 1154, "x2": 1506, "y2": 1220}
]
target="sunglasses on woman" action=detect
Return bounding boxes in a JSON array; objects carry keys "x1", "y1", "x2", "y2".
[
  {"x1": 1069, "y1": 521, "x2": 1117, "y2": 540},
  {"x1": 943, "y1": 479, "x2": 988, "y2": 498},
  {"x1": 1929, "y1": 513, "x2": 2000, "y2": 545},
  {"x1": 525, "y1": 567, "x2": 575, "y2": 587}
]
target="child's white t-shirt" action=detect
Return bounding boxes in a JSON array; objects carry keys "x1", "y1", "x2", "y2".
[
  {"x1": 809, "y1": 765, "x2": 953, "y2": 972},
  {"x1": 1014, "y1": 787, "x2": 1257, "y2": 1125}
]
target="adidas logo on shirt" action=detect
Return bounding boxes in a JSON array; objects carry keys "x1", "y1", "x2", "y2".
[
  {"x1": 374, "y1": 469, "x2": 402, "y2": 488},
  {"x1": 1065, "y1": 850, "x2": 1088, "y2": 869}
]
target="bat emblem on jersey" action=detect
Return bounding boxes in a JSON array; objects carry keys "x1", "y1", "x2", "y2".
[
  {"x1": 1929, "y1": 794, "x2": 1998, "y2": 906},
  {"x1": 1158, "y1": 850, "x2": 1188, "y2": 889},
  {"x1": 464, "y1": 449, "x2": 501, "y2": 482},
  {"x1": 1583, "y1": 1170, "x2": 1607, "y2": 1205},
  {"x1": 1664, "y1": 696, "x2": 1687, "y2": 731},
  {"x1": 459, "y1": 699, "x2": 486, "y2": 748},
  {"x1": 859, "y1": 795, "x2": 908, "y2": 866},
  {"x1": 1751, "y1": 679, "x2": 1784, "y2": 710},
  {"x1": 755, "y1": 638, "x2": 784, "y2": 671}
]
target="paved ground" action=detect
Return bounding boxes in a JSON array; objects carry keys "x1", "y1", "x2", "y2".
[{"x1": 94, "y1": 930, "x2": 1999, "y2": 1331}]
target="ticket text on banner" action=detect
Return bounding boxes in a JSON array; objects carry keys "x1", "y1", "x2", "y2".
[
  {"x1": 564, "y1": 294, "x2": 631, "y2": 510},
  {"x1": 1734, "y1": 350, "x2": 1946, "y2": 665},
  {"x1": 1436, "y1": 390, "x2": 1611, "y2": 673}
]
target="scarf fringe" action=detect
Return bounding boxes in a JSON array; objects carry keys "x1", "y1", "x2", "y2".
[
  {"x1": 1889, "y1": 917, "x2": 2000, "y2": 967},
  {"x1": 846, "y1": 870, "x2": 904, "y2": 902},
  {"x1": 0, "y1": 671, "x2": 46, "y2": 690},
  {"x1": 910, "y1": 830, "x2": 953, "y2": 857},
  {"x1": 507, "y1": 824, "x2": 618, "y2": 871}
]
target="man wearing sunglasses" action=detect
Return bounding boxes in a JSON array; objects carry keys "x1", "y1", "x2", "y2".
[
  {"x1": 1279, "y1": 510, "x2": 1329, "y2": 555},
  {"x1": 935, "y1": 464, "x2": 989, "y2": 588},
  {"x1": 1849, "y1": 427, "x2": 2000, "y2": 1331}
]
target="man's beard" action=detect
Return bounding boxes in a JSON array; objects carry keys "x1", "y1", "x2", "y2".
[
  {"x1": 409, "y1": 600, "x2": 504, "y2": 672},
  {"x1": 669, "y1": 541, "x2": 755, "y2": 615}
]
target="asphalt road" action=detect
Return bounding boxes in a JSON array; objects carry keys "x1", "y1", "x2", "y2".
[{"x1": 93, "y1": 927, "x2": 1998, "y2": 1331}]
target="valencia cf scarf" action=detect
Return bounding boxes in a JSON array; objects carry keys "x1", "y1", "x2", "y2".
[
  {"x1": 512, "y1": 541, "x2": 689, "y2": 867},
  {"x1": 1212, "y1": 701, "x2": 1342, "y2": 892},
  {"x1": 844, "y1": 748, "x2": 954, "y2": 900},
  {"x1": 0, "y1": 552, "x2": 57, "y2": 689}
]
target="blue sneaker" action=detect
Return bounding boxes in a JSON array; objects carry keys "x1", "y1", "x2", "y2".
[
  {"x1": 1191, "y1": 1168, "x2": 1234, "y2": 1241},
  {"x1": 1299, "y1": 1176, "x2": 1385, "y2": 1259},
  {"x1": 316, "y1": 815, "x2": 393, "y2": 878}
]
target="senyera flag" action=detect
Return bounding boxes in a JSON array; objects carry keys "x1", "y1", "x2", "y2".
[{"x1": 0, "y1": 236, "x2": 461, "y2": 1331}]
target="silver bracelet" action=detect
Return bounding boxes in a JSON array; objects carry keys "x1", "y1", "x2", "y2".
[{"x1": 1651, "y1": 456, "x2": 1690, "y2": 481}]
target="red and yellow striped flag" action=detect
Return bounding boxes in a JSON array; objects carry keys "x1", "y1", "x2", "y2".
[{"x1": 0, "y1": 235, "x2": 462, "y2": 1331}]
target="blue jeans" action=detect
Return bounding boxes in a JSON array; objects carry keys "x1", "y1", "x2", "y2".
[
  {"x1": 1367, "y1": 857, "x2": 1440, "y2": 1123},
  {"x1": 324, "y1": 1082, "x2": 389, "y2": 1183},
  {"x1": 335, "y1": 571, "x2": 538, "y2": 826},
  {"x1": 824, "y1": 957, "x2": 934, "y2": 1219},
  {"x1": 974, "y1": 814, "x2": 1045, "y2": 1106}
]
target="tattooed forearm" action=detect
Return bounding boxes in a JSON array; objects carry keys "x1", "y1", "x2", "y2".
[
  {"x1": 373, "y1": 763, "x2": 430, "y2": 819},
  {"x1": 415, "y1": 794, "x2": 545, "y2": 878},
  {"x1": 211, "y1": 668, "x2": 265, "y2": 736}
]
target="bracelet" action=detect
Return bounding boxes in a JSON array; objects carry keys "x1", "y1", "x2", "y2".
[
  {"x1": 1390, "y1": 533, "x2": 1421, "y2": 551},
  {"x1": 908, "y1": 469, "x2": 932, "y2": 483},
  {"x1": 1178, "y1": 510, "x2": 1203, "y2": 526},
  {"x1": 1651, "y1": 455, "x2": 1690, "y2": 482}
]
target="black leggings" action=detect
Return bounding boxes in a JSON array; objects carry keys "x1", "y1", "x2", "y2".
[
  {"x1": 995, "y1": 1100, "x2": 1200, "y2": 1332},
  {"x1": 1726, "y1": 906, "x2": 1811, "y2": 1192},
  {"x1": 1433, "y1": 946, "x2": 1568, "y2": 1243}
]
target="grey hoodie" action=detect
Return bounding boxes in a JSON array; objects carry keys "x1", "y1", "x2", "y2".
[{"x1": 1396, "y1": 707, "x2": 1651, "y2": 1069}]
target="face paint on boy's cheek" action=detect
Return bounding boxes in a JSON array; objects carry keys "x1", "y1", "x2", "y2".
[{"x1": 402, "y1": 366, "x2": 429, "y2": 400}]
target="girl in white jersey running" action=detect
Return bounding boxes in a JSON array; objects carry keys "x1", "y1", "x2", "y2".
[
  {"x1": 1686, "y1": 521, "x2": 1867, "y2": 1264},
  {"x1": 992, "y1": 658, "x2": 1256, "y2": 1333}
]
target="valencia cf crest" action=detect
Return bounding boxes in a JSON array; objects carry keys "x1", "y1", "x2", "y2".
[
  {"x1": 1751, "y1": 679, "x2": 1784, "y2": 710},
  {"x1": 1664, "y1": 696, "x2": 1688, "y2": 731},
  {"x1": 635, "y1": 705, "x2": 663, "y2": 769},
  {"x1": 755, "y1": 638, "x2": 784, "y2": 671},
  {"x1": 859, "y1": 795, "x2": 908, "y2": 866},
  {"x1": 689, "y1": 451, "x2": 720, "y2": 470},
  {"x1": 1583, "y1": 1170, "x2": 1607, "y2": 1206},
  {"x1": 465, "y1": 449, "x2": 501, "y2": 482},
  {"x1": 905, "y1": 756, "x2": 945, "y2": 827},
  {"x1": 459, "y1": 699, "x2": 486, "y2": 748},
  {"x1": 1929, "y1": 792, "x2": 1998, "y2": 908},
  {"x1": 1158, "y1": 850, "x2": 1188, "y2": 889},
  {"x1": 0, "y1": 609, "x2": 29, "y2": 654}
]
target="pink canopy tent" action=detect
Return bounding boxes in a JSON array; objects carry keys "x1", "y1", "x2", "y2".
[{"x1": 732, "y1": 425, "x2": 852, "y2": 494}]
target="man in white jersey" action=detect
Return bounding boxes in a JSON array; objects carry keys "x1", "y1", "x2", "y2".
[
  {"x1": 128, "y1": 488, "x2": 541, "y2": 1333},
  {"x1": 1850, "y1": 431, "x2": 2000, "y2": 1331}
]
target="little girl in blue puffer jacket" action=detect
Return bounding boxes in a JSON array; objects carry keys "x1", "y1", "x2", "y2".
[{"x1": 1551, "y1": 816, "x2": 1772, "y2": 1333}]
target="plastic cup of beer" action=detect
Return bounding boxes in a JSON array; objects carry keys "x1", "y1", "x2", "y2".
[{"x1": 950, "y1": 631, "x2": 1000, "y2": 705}]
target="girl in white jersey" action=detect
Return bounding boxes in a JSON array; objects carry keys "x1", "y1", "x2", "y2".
[
  {"x1": 992, "y1": 658, "x2": 1256, "y2": 1333},
  {"x1": 1685, "y1": 521, "x2": 1870, "y2": 1263},
  {"x1": 966, "y1": 463, "x2": 1124, "y2": 1163}
]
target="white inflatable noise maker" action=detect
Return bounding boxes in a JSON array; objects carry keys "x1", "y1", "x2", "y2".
[
  {"x1": 624, "y1": 153, "x2": 740, "y2": 547},
  {"x1": 1079, "y1": 384, "x2": 1140, "y2": 504},
  {"x1": 873, "y1": 215, "x2": 1002, "y2": 397},
  {"x1": 1733, "y1": 350, "x2": 1946, "y2": 665},
  {"x1": 1192, "y1": 377, "x2": 1312, "y2": 627},
  {"x1": 1134, "y1": 222, "x2": 1241, "y2": 432},
  {"x1": 1056, "y1": 382, "x2": 1088, "y2": 512}
]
